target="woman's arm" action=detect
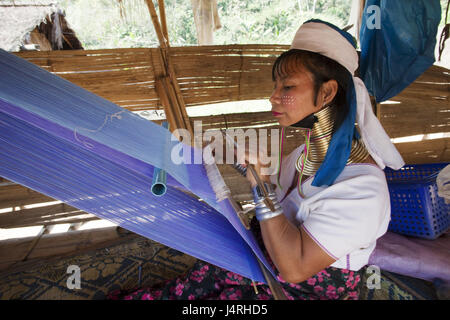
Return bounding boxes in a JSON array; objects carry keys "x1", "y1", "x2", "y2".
[
  {"x1": 246, "y1": 161, "x2": 336, "y2": 283},
  {"x1": 259, "y1": 214, "x2": 335, "y2": 283}
]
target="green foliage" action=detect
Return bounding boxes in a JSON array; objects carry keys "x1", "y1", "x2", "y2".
[
  {"x1": 57, "y1": 0, "x2": 353, "y2": 49},
  {"x1": 214, "y1": 0, "x2": 351, "y2": 44}
]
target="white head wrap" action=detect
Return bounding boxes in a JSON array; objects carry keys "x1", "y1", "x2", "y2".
[{"x1": 290, "y1": 21, "x2": 404, "y2": 170}]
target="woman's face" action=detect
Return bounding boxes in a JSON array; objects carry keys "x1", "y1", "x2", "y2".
[{"x1": 270, "y1": 66, "x2": 321, "y2": 128}]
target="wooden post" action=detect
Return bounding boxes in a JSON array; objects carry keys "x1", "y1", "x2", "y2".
[
  {"x1": 145, "y1": 0, "x2": 168, "y2": 49},
  {"x1": 21, "y1": 225, "x2": 53, "y2": 262},
  {"x1": 145, "y1": 0, "x2": 193, "y2": 142},
  {"x1": 155, "y1": 77, "x2": 180, "y2": 133},
  {"x1": 376, "y1": 103, "x2": 381, "y2": 120},
  {"x1": 158, "y1": 0, "x2": 169, "y2": 46},
  {"x1": 370, "y1": 95, "x2": 381, "y2": 120}
]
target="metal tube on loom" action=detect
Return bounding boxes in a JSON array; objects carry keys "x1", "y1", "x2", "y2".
[
  {"x1": 151, "y1": 167, "x2": 167, "y2": 196},
  {"x1": 151, "y1": 121, "x2": 168, "y2": 196}
]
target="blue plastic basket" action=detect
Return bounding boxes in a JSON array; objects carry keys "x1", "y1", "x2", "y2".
[{"x1": 384, "y1": 163, "x2": 450, "y2": 240}]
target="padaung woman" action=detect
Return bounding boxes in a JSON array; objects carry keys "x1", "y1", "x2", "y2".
[{"x1": 109, "y1": 19, "x2": 404, "y2": 301}]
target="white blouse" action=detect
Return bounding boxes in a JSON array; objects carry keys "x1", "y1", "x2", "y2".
[{"x1": 270, "y1": 145, "x2": 391, "y2": 271}]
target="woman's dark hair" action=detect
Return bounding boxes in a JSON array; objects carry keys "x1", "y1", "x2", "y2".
[{"x1": 272, "y1": 49, "x2": 352, "y2": 134}]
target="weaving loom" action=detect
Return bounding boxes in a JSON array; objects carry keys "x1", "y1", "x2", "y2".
[{"x1": 0, "y1": 49, "x2": 274, "y2": 283}]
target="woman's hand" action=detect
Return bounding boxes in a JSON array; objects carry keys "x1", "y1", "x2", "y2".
[
  {"x1": 203, "y1": 132, "x2": 273, "y2": 187},
  {"x1": 242, "y1": 150, "x2": 271, "y2": 187}
]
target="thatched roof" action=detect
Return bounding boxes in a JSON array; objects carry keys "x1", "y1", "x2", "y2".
[{"x1": 0, "y1": 0, "x2": 79, "y2": 52}]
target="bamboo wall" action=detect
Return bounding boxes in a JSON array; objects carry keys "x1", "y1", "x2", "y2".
[
  {"x1": 1, "y1": 45, "x2": 448, "y2": 235},
  {"x1": 15, "y1": 45, "x2": 285, "y2": 111}
]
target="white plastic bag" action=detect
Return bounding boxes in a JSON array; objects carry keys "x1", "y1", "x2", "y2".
[{"x1": 437, "y1": 164, "x2": 450, "y2": 204}]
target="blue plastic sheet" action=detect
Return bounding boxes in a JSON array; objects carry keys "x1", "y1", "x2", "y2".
[
  {"x1": 359, "y1": 0, "x2": 441, "y2": 102},
  {"x1": 0, "y1": 49, "x2": 274, "y2": 283}
]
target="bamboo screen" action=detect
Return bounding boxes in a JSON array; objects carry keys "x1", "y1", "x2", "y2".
[{"x1": 15, "y1": 45, "x2": 285, "y2": 111}]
